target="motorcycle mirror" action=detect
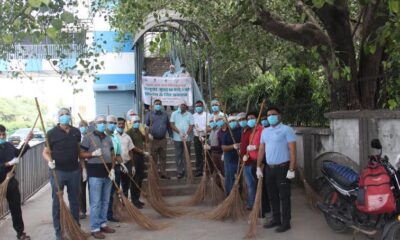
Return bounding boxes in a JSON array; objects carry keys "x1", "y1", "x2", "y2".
[{"x1": 371, "y1": 139, "x2": 382, "y2": 150}]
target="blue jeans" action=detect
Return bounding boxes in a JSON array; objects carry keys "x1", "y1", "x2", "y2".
[
  {"x1": 88, "y1": 177, "x2": 112, "y2": 232},
  {"x1": 107, "y1": 166, "x2": 121, "y2": 220},
  {"x1": 244, "y1": 164, "x2": 257, "y2": 208},
  {"x1": 174, "y1": 141, "x2": 190, "y2": 176},
  {"x1": 49, "y1": 169, "x2": 80, "y2": 240},
  {"x1": 224, "y1": 157, "x2": 238, "y2": 195}
]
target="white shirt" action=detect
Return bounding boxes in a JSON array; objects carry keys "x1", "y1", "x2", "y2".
[
  {"x1": 115, "y1": 132, "x2": 135, "y2": 163},
  {"x1": 193, "y1": 111, "x2": 208, "y2": 137}
]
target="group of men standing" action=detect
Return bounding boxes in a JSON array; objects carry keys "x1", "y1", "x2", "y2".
[{"x1": 0, "y1": 97, "x2": 297, "y2": 240}]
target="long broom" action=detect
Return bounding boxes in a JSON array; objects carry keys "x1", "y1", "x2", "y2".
[
  {"x1": 183, "y1": 140, "x2": 193, "y2": 184},
  {"x1": 86, "y1": 134, "x2": 167, "y2": 230},
  {"x1": 0, "y1": 114, "x2": 39, "y2": 214},
  {"x1": 35, "y1": 98, "x2": 89, "y2": 240},
  {"x1": 244, "y1": 176, "x2": 263, "y2": 239}
]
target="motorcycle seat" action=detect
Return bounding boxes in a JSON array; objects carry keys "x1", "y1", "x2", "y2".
[{"x1": 322, "y1": 160, "x2": 359, "y2": 189}]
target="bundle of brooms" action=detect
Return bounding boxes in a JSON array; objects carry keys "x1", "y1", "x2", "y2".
[
  {"x1": 0, "y1": 114, "x2": 39, "y2": 214},
  {"x1": 35, "y1": 98, "x2": 89, "y2": 240},
  {"x1": 86, "y1": 134, "x2": 167, "y2": 231}
]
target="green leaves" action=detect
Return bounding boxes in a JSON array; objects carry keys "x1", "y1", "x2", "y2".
[
  {"x1": 28, "y1": 0, "x2": 49, "y2": 8},
  {"x1": 389, "y1": 0, "x2": 400, "y2": 14},
  {"x1": 61, "y1": 12, "x2": 75, "y2": 24},
  {"x1": 312, "y1": 0, "x2": 325, "y2": 9}
]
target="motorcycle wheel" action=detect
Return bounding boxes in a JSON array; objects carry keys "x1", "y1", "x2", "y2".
[
  {"x1": 384, "y1": 223, "x2": 400, "y2": 240},
  {"x1": 321, "y1": 184, "x2": 349, "y2": 233}
]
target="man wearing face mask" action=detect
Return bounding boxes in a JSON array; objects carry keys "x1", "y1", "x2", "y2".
[
  {"x1": 126, "y1": 115, "x2": 150, "y2": 208},
  {"x1": 256, "y1": 106, "x2": 296, "y2": 233},
  {"x1": 192, "y1": 100, "x2": 208, "y2": 177},
  {"x1": 205, "y1": 115, "x2": 224, "y2": 175},
  {"x1": 162, "y1": 64, "x2": 177, "y2": 78},
  {"x1": 145, "y1": 99, "x2": 172, "y2": 179},
  {"x1": 0, "y1": 124, "x2": 33, "y2": 240},
  {"x1": 80, "y1": 114, "x2": 116, "y2": 239},
  {"x1": 105, "y1": 115, "x2": 126, "y2": 222},
  {"x1": 221, "y1": 115, "x2": 242, "y2": 194},
  {"x1": 78, "y1": 120, "x2": 89, "y2": 220},
  {"x1": 170, "y1": 100, "x2": 194, "y2": 179},
  {"x1": 177, "y1": 63, "x2": 191, "y2": 77},
  {"x1": 210, "y1": 99, "x2": 224, "y2": 118},
  {"x1": 261, "y1": 115, "x2": 270, "y2": 128},
  {"x1": 42, "y1": 108, "x2": 83, "y2": 240},
  {"x1": 240, "y1": 113, "x2": 257, "y2": 210}
]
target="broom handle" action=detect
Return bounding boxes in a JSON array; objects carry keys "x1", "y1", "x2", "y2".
[
  {"x1": 236, "y1": 97, "x2": 251, "y2": 172},
  {"x1": 219, "y1": 101, "x2": 240, "y2": 157},
  {"x1": 35, "y1": 97, "x2": 63, "y2": 193},
  {"x1": 8, "y1": 114, "x2": 40, "y2": 175}
]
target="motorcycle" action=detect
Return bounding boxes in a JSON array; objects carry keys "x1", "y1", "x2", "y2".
[{"x1": 317, "y1": 139, "x2": 400, "y2": 239}]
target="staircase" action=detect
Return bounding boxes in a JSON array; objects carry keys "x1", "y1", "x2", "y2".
[{"x1": 143, "y1": 140, "x2": 201, "y2": 196}]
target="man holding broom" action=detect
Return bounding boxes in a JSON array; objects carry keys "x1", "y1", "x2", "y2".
[
  {"x1": 42, "y1": 107, "x2": 83, "y2": 240},
  {"x1": 0, "y1": 124, "x2": 33, "y2": 240},
  {"x1": 256, "y1": 106, "x2": 296, "y2": 233},
  {"x1": 80, "y1": 114, "x2": 117, "y2": 239}
]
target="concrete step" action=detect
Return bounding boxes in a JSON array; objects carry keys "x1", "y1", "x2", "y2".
[{"x1": 143, "y1": 176, "x2": 202, "y2": 186}]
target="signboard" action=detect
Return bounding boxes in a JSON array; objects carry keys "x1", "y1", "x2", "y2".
[{"x1": 141, "y1": 76, "x2": 193, "y2": 106}]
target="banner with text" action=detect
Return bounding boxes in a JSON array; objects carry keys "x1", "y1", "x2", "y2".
[{"x1": 142, "y1": 76, "x2": 193, "y2": 106}]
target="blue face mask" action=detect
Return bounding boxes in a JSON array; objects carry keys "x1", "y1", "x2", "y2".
[
  {"x1": 96, "y1": 123, "x2": 106, "y2": 133},
  {"x1": 229, "y1": 122, "x2": 237, "y2": 129},
  {"x1": 216, "y1": 119, "x2": 225, "y2": 128},
  {"x1": 154, "y1": 104, "x2": 162, "y2": 111},
  {"x1": 0, "y1": 138, "x2": 5, "y2": 144},
  {"x1": 247, "y1": 119, "x2": 256, "y2": 128},
  {"x1": 116, "y1": 127, "x2": 124, "y2": 133},
  {"x1": 211, "y1": 105, "x2": 219, "y2": 112},
  {"x1": 261, "y1": 119, "x2": 270, "y2": 127},
  {"x1": 80, "y1": 127, "x2": 87, "y2": 134},
  {"x1": 59, "y1": 115, "x2": 71, "y2": 125},
  {"x1": 107, "y1": 123, "x2": 116, "y2": 132},
  {"x1": 267, "y1": 115, "x2": 279, "y2": 126},
  {"x1": 195, "y1": 106, "x2": 203, "y2": 113},
  {"x1": 209, "y1": 122, "x2": 216, "y2": 129},
  {"x1": 133, "y1": 122, "x2": 140, "y2": 129},
  {"x1": 239, "y1": 120, "x2": 247, "y2": 128}
]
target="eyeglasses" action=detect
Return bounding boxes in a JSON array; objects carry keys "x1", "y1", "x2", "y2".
[
  {"x1": 96, "y1": 121, "x2": 106, "y2": 124},
  {"x1": 107, "y1": 122, "x2": 117, "y2": 125},
  {"x1": 266, "y1": 113, "x2": 278, "y2": 117}
]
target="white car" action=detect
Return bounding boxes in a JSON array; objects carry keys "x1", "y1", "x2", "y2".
[{"x1": 8, "y1": 128, "x2": 45, "y2": 148}]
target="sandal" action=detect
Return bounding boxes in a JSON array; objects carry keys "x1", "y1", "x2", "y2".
[{"x1": 17, "y1": 232, "x2": 31, "y2": 240}]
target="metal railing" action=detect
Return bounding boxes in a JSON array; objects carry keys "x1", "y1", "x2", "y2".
[
  {"x1": 1, "y1": 142, "x2": 49, "y2": 218},
  {"x1": 6, "y1": 44, "x2": 86, "y2": 60}
]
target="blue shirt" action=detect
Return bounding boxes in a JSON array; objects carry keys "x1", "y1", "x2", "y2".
[
  {"x1": 170, "y1": 110, "x2": 194, "y2": 141},
  {"x1": 260, "y1": 123, "x2": 296, "y2": 165},
  {"x1": 145, "y1": 110, "x2": 172, "y2": 139},
  {"x1": 221, "y1": 127, "x2": 242, "y2": 163}
]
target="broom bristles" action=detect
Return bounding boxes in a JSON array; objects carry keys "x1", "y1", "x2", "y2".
[
  {"x1": 298, "y1": 167, "x2": 322, "y2": 209},
  {"x1": 204, "y1": 183, "x2": 245, "y2": 221},
  {"x1": 244, "y1": 177, "x2": 263, "y2": 239},
  {"x1": 143, "y1": 190, "x2": 186, "y2": 217},
  {"x1": 178, "y1": 170, "x2": 209, "y2": 206},
  {"x1": 0, "y1": 174, "x2": 12, "y2": 214},
  {"x1": 112, "y1": 192, "x2": 132, "y2": 222},
  {"x1": 57, "y1": 192, "x2": 89, "y2": 240},
  {"x1": 206, "y1": 174, "x2": 225, "y2": 206},
  {"x1": 119, "y1": 192, "x2": 168, "y2": 230}
]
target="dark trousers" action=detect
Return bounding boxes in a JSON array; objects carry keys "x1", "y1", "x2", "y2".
[
  {"x1": 80, "y1": 171, "x2": 87, "y2": 214},
  {"x1": 174, "y1": 141, "x2": 190, "y2": 176},
  {"x1": 107, "y1": 166, "x2": 121, "y2": 220},
  {"x1": 264, "y1": 164, "x2": 291, "y2": 225},
  {"x1": 211, "y1": 151, "x2": 224, "y2": 175},
  {"x1": 131, "y1": 154, "x2": 145, "y2": 202},
  {"x1": 6, "y1": 177, "x2": 25, "y2": 236},
  {"x1": 50, "y1": 169, "x2": 80, "y2": 240},
  {"x1": 193, "y1": 136, "x2": 204, "y2": 173}
]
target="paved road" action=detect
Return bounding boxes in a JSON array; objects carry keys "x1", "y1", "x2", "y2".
[{"x1": 0, "y1": 184, "x2": 369, "y2": 240}]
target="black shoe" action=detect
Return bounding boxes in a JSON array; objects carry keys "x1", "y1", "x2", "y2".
[
  {"x1": 79, "y1": 213, "x2": 87, "y2": 219},
  {"x1": 160, "y1": 175, "x2": 171, "y2": 179},
  {"x1": 195, "y1": 172, "x2": 203, "y2": 177},
  {"x1": 263, "y1": 219, "x2": 281, "y2": 229},
  {"x1": 138, "y1": 200, "x2": 145, "y2": 206},
  {"x1": 133, "y1": 201, "x2": 143, "y2": 209},
  {"x1": 275, "y1": 224, "x2": 291, "y2": 233},
  {"x1": 107, "y1": 217, "x2": 120, "y2": 222}
]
